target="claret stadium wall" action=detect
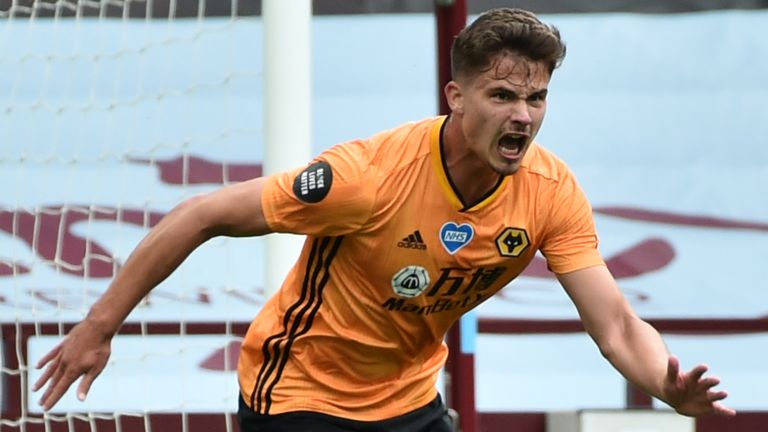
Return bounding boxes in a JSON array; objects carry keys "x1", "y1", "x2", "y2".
[{"x1": 2, "y1": 1, "x2": 767, "y2": 431}]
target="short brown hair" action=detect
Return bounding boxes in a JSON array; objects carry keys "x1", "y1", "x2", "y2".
[{"x1": 451, "y1": 8, "x2": 566, "y2": 80}]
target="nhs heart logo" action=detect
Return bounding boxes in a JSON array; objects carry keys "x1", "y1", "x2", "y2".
[{"x1": 440, "y1": 222, "x2": 475, "y2": 255}]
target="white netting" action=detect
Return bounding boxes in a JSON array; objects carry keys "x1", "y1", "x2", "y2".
[{"x1": 1, "y1": 1, "x2": 265, "y2": 430}]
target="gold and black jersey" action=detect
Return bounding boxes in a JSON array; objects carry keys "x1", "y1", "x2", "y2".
[{"x1": 238, "y1": 116, "x2": 604, "y2": 421}]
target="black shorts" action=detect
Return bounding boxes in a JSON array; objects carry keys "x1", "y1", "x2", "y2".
[{"x1": 237, "y1": 393, "x2": 455, "y2": 432}]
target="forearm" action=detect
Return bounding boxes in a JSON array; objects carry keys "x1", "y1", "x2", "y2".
[
  {"x1": 85, "y1": 196, "x2": 213, "y2": 335},
  {"x1": 558, "y1": 266, "x2": 673, "y2": 405},
  {"x1": 599, "y1": 314, "x2": 670, "y2": 403},
  {"x1": 84, "y1": 178, "x2": 272, "y2": 335},
  {"x1": 33, "y1": 178, "x2": 272, "y2": 411}
]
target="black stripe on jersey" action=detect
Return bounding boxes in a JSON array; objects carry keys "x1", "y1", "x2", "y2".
[
  {"x1": 250, "y1": 238, "x2": 321, "y2": 412},
  {"x1": 250, "y1": 236, "x2": 344, "y2": 414},
  {"x1": 263, "y1": 236, "x2": 343, "y2": 413},
  {"x1": 251, "y1": 237, "x2": 326, "y2": 412}
]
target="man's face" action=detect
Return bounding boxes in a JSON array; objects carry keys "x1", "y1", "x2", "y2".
[{"x1": 447, "y1": 53, "x2": 551, "y2": 176}]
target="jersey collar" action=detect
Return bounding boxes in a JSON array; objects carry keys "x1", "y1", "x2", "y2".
[{"x1": 430, "y1": 116, "x2": 509, "y2": 212}]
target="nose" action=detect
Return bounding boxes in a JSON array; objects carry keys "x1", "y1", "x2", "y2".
[{"x1": 507, "y1": 100, "x2": 532, "y2": 126}]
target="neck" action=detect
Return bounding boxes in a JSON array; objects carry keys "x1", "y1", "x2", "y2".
[{"x1": 442, "y1": 115, "x2": 503, "y2": 206}]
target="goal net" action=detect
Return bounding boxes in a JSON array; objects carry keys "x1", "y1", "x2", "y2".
[{"x1": 1, "y1": 0, "x2": 265, "y2": 431}]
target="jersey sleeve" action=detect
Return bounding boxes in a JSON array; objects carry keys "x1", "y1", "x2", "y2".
[
  {"x1": 261, "y1": 140, "x2": 377, "y2": 237},
  {"x1": 539, "y1": 168, "x2": 605, "y2": 274}
]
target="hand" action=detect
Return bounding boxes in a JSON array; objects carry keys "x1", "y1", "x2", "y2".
[
  {"x1": 662, "y1": 355, "x2": 736, "y2": 417},
  {"x1": 33, "y1": 320, "x2": 113, "y2": 410}
]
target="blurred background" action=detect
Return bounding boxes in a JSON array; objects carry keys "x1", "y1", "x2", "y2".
[{"x1": 1, "y1": 1, "x2": 767, "y2": 431}]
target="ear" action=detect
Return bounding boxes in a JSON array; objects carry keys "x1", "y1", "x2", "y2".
[{"x1": 444, "y1": 81, "x2": 464, "y2": 114}]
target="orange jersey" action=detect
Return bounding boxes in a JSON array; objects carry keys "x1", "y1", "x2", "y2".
[{"x1": 238, "y1": 116, "x2": 604, "y2": 420}]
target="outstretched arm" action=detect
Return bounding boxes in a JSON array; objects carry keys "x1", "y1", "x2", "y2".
[
  {"x1": 34, "y1": 176, "x2": 272, "y2": 410},
  {"x1": 557, "y1": 265, "x2": 735, "y2": 417}
]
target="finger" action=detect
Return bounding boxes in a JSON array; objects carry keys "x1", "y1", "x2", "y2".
[
  {"x1": 35, "y1": 343, "x2": 63, "y2": 369},
  {"x1": 688, "y1": 364, "x2": 709, "y2": 382},
  {"x1": 712, "y1": 402, "x2": 737, "y2": 417},
  {"x1": 76, "y1": 364, "x2": 105, "y2": 402},
  {"x1": 32, "y1": 358, "x2": 60, "y2": 391},
  {"x1": 708, "y1": 389, "x2": 729, "y2": 402},
  {"x1": 666, "y1": 355, "x2": 680, "y2": 382},
  {"x1": 699, "y1": 376, "x2": 721, "y2": 390},
  {"x1": 38, "y1": 364, "x2": 66, "y2": 409},
  {"x1": 40, "y1": 369, "x2": 79, "y2": 411}
]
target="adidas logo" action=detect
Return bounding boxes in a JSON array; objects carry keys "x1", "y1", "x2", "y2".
[{"x1": 397, "y1": 230, "x2": 427, "y2": 250}]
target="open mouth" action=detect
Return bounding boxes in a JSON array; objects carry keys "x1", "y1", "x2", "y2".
[{"x1": 498, "y1": 133, "x2": 528, "y2": 159}]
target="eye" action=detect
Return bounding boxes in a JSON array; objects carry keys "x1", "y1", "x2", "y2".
[
  {"x1": 492, "y1": 91, "x2": 514, "y2": 101},
  {"x1": 528, "y1": 92, "x2": 548, "y2": 105}
]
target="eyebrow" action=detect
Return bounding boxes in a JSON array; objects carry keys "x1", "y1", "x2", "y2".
[{"x1": 489, "y1": 86, "x2": 548, "y2": 98}]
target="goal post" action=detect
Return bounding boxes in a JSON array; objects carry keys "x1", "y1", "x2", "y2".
[{"x1": 262, "y1": 0, "x2": 312, "y2": 299}]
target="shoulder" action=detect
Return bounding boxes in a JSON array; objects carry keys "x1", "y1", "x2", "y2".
[
  {"x1": 263, "y1": 117, "x2": 440, "y2": 232},
  {"x1": 519, "y1": 142, "x2": 576, "y2": 184},
  {"x1": 368, "y1": 116, "x2": 441, "y2": 145},
  {"x1": 357, "y1": 117, "x2": 440, "y2": 173},
  {"x1": 313, "y1": 117, "x2": 439, "y2": 186}
]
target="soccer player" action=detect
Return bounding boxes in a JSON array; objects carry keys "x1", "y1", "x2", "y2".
[{"x1": 34, "y1": 8, "x2": 735, "y2": 431}]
